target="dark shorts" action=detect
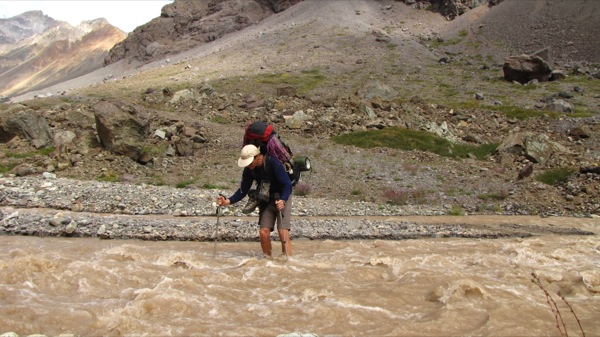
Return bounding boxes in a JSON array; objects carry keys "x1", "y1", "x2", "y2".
[{"x1": 258, "y1": 195, "x2": 292, "y2": 231}]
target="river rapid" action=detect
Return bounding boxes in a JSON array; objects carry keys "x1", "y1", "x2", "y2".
[{"x1": 1, "y1": 233, "x2": 599, "y2": 337}]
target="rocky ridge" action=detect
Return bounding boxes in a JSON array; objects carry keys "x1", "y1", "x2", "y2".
[{"x1": 104, "y1": 0, "x2": 303, "y2": 66}]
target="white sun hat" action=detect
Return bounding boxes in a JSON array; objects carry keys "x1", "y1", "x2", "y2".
[{"x1": 238, "y1": 144, "x2": 260, "y2": 167}]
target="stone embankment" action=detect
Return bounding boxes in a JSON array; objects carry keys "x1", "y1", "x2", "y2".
[{"x1": 0, "y1": 175, "x2": 595, "y2": 241}]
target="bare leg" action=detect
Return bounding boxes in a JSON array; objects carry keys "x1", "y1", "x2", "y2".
[
  {"x1": 259, "y1": 227, "x2": 272, "y2": 256},
  {"x1": 278, "y1": 229, "x2": 292, "y2": 256}
]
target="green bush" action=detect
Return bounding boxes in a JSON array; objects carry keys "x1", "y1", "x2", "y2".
[
  {"x1": 97, "y1": 172, "x2": 120, "y2": 183},
  {"x1": 333, "y1": 127, "x2": 497, "y2": 160},
  {"x1": 5, "y1": 146, "x2": 55, "y2": 158},
  {"x1": 0, "y1": 162, "x2": 17, "y2": 173},
  {"x1": 211, "y1": 116, "x2": 231, "y2": 124},
  {"x1": 351, "y1": 188, "x2": 362, "y2": 196},
  {"x1": 449, "y1": 205, "x2": 464, "y2": 216},
  {"x1": 478, "y1": 190, "x2": 509, "y2": 200},
  {"x1": 256, "y1": 68, "x2": 324, "y2": 94},
  {"x1": 176, "y1": 180, "x2": 195, "y2": 188},
  {"x1": 202, "y1": 182, "x2": 229, "y2": 190},
  {"x1": 490, "y1": 105, "x2": 560, "y2": 120},
  {"x1": 535, "y1": 167, "x2": 576, "y2": 186}
]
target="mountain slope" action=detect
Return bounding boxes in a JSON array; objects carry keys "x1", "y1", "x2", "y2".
[
  {"x1": 0, "y1": 12, "x2": 126, "y2": 98},
  {"x1": 0, "y1": 10, "x2": 58, "y2": 45}
]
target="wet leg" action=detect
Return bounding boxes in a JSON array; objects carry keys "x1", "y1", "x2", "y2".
[
  {"x1": 278, "y1": 229, "x2": 292, "y2": 256},
  {"x1": 259, "y1": 227, "x2": 272, "y2": 256}
]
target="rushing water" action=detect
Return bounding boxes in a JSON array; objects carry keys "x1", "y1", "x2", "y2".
[{"x1": 1, "y1": 233, "x2": 599, "y2": 337}]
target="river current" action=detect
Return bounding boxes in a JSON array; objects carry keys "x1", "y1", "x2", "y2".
[{"x1": 1, "y1": 232, "x2": 599, "y2": 337}]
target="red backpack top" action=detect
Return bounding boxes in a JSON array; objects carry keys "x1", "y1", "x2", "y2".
[
  {"x1": 244, "y1": 121, "x2": 274, "y2": 145},
  {"x1": 243, "y1": 121, "x2": 312, "y2": 186}
]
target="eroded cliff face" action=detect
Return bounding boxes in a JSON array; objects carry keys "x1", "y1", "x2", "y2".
[{"x1": 104, "y1": 0, "x2": 303, "y2": 66}]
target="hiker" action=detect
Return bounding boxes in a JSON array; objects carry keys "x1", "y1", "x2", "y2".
[{"x1": 217, "y1": 144, "x2": 293, "y2": 257}]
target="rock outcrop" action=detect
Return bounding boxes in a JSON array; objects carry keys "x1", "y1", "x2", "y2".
[{"x1": 104, "y1": 0, "x2": 303, "y2": 65}]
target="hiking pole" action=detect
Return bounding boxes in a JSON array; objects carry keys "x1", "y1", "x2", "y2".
[
  {"x1": 213, "y1": 193, "x2": 225, "y2": 258},
  {"x1": 274, "y1": 194, "x2": 288, "y2": 259}
]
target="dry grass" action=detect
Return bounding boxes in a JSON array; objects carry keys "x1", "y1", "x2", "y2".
[{"x1": 531, "y1": 272, "x2": 586, "y2": 337}]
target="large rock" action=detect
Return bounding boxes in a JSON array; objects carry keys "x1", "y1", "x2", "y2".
[
  {"x1": 0, "y1": 110, "x2": 53, "y2": 148},
  {"x1": 503, "y1": 54, "x2": 553, "y2": 84},
  {"x1": 356, "y1": 80, "x2": 397, "y2": 101},
  {"x1": 496, "y1": 132, "x2": 570, "y2": 164},
  {"x1": 93, "y1": 100, "x2": 150, "y2": 162}
]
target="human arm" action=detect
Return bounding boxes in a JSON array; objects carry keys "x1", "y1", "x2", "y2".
[{"x1": 224, "y1": 168, "x2": 254, "y2": 205}]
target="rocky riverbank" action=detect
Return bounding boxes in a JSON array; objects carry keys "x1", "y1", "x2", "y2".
[{"x1": 1, "y1": 175, "x2": 596, "y2": 241}]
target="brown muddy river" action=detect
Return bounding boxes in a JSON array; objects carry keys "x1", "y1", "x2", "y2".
[{"x1": 1, "y1": 216, "x2": 600, "y2": 337}]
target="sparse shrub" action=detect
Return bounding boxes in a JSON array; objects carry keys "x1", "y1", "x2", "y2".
[
  {"x1": 37, "y1": 147, "x2": 55, "y2": 156},
  {"x1": 403, "y1": 162, "x2": 419, "y2": 175},
  {"x1": 535, "y1": 168, "x2": 576, "y2": 186},
  {"x1": 445, "y1": 188, "x2": 458, "y2": 197},
  {"x1": 256, "y1": 67, "x2": 324, "y2": 94},
  {"x1": 176, "y1": 180, "x2": 195, "y2": 188},
  {"x1": 97, "y1": 172, "x2": 120, "y2": 183},
  {"x1": 211, "y1": 116, "x2": 230, "y2": 124},
  {"x1": 333, "y1": 127, "x2": 497, "y2": 160},
  {"x1": 141, "y1": 144, "x2": 165, "y2": 157},
  {"x1": 294, "y1": 181, "x2": 312, "y2": 196},
  {"x1": 147, "y1": 176, "x2": 166, "y2": 186},
  {"x1": 479, "y1": 203, "x2": 503, "y2": 213},
  {"x1": 531, "y1": 272, "x2": 585, "y2": 337},
  {"x1": 201, "y1": 182, "x2": 229, "y2": 190},
  {"x1": 478, "y1": 189, "x2": 509, "y2": 200},
  {"x1": 411, "y1": 188, "x2": 428, "y2": 204},
  {"x1": 203, "y1": 183, "x2": 220, "y2": 189},
  {"x1": 449, "y1": 205, "x2": 464, "y2": 216},
  {"x1": 0, "y1": 162, "x2": 17, "y2": 173},
  {"x1": 351, "y1": 188, "x2": 362, "y2": 196},
  {"x1": 384, "y1": 188, "x2": 410, "y2": 205},
  {"x1": 5, "y1": 146, "x2": 55, "y2": 158},
  {"x1": 490, "y1": 104, "x2": 560, "y2": 120}
]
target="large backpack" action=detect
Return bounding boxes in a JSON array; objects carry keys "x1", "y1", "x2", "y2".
[{"x1": 243, "y1": 121, "x2": 310, "y2": 186}]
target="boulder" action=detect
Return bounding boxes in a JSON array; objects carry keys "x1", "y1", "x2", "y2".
[
  {"x1": 496, "y1": 132, "x2": 570, "y2": 164},
  {"x1": 93, "y1": 100, "x2": 150, "y2": 162},
  {"x1": 0, "y1": 110, "x2": 53, "y2": 148},
  {"x1": 545, "y1": 98, "x2": 573, "y2": 113},
  {"x1": 503, "y1": 54, "x2": 553, "y2": 84},
  {"x1": 356, "y1": 80, "x2": 396, "y2": 101}
]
